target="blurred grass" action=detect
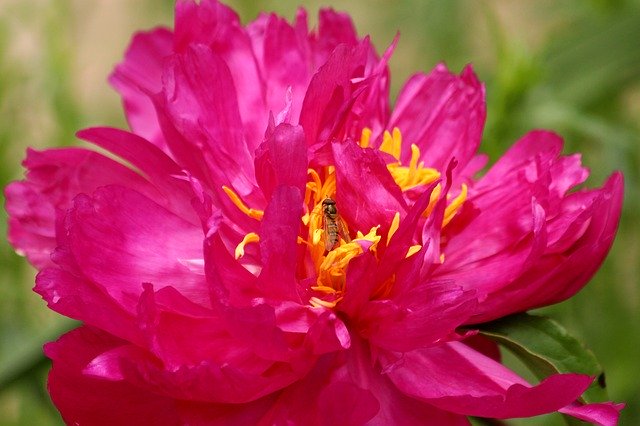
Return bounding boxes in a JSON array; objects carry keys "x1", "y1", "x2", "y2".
[{"x1": 1, "y1": 0, "x2": 638, "y2": 424}]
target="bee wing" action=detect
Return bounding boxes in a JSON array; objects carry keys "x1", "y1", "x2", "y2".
[
  {"x1": 322, "y1": 214, "x2": 335, "y2": 251},
  {"x1": 336, "y1": 214, "x2": 351, "y2": 244}
]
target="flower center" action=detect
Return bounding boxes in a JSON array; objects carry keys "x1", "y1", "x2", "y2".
[{"x1": 225, "y1": 128, "x2": 468, "y2": 309}]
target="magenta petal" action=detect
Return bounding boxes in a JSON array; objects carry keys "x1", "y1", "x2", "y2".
[
  {"x1": 63, "y1": 185, "x2": 208, "y2": 309},
  {"x1": 174, "y1": 0, "x2": 266, "y2": 150},
  {"x1": 44, "y1": 326, "x2": 180, "y2": 426},
  {"x1": 470, "y1": 172, "x2": 624, "y2": 321},
  {"x1": 5, "y1": 148, "x2": 161, "y2": 269},
  {"x1": 388, "y1": 64, "x2": 485, "y2": 173},
  {"x1": 257, "y1": 186, "x2": 303, "y2": 302},
  {"x1": 35, "y1": 268, "x2": 141, "y2": 344},
  {"x1": 258, "y1": 14, "x2": 309, "y2": 124},
  {"x1": 384, "y1": 341, "x2": 593, "y2": 418},
  {"x1": 109, "y1": 28, "x2": 172, "y2": 151},
  {"x1": 559, "y1": 401, "x2": 625, "y2": 426},
  {"x1": 359, "y1": 282, "x2": 476, "y2": 352},
  {"x1": 314, "y1": 8, "x2": 359, "y2": 61},
  {"x1": 255, "y1": 123, "x2": 308, "y2": 200},
  {"x1": 76, "y1": 127, "x2": 197, "y2": 224},
  {"x1": 259, "y1": 353, "x2": 380, "y2": 425},
  {"x1": 160, "y1": 44, "x2": 258, "y2": 198},
  {"x1": 175, "y1": 396, "x2": 277, "y2": 425},
  {"x1": 300, "y1": 40, "x2": 372, "y2": 155},
  {"x1": 333, "y1": 141, "x2": 407, "y2": 234}
]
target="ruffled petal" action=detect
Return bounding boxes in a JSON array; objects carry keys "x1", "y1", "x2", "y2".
[
  {"x1": 250, "y1": 13, "x2": 310, "y2": 124},
  {"x1": 388, "y1": 64, "x2": 485, "y2": 174},
  {"x1": 257, "y1": 185, "x2": 304, "y2": 302},
  {"x1": 254, "y1": 123, "x2": 308, "y2": 200},
  {"x1": 470, "y1": 172, "x2": 623, "y2": 322},
  {"x1": 174, "y1": 0, "x2": 266, "y2": 150},
  {"x1": 559, "y1": 401, "x2": 624, "y2": 426},
  {"x1": 76, "y1": 127, "x2": 198, "y2": 225},
  {"x1": 159, "y1": 44, "x2": 258, "y2": 199},
  {"x1": 358, "y1": 282, "x2": 476, "y2": 352},
  {"x1": 300, "y1": 39, "x2": 374, "y2": 160},
  {"x1": 5, "y1": 148, "x2": 161, "y2": 269},
  {"x1": 44, "y1": 326, "x2": 181, "y2": 426},
  {"x1": 62, "y1": 185, "x2": 208, "y2": 309},
  {"x1": 109, "y1": 28, "x2": 173, "y2": 151},
  {"x1": 333, "y1": 140, "x2": 407, "y2": 234},
  {"x1": 383, "y1": 341, "x2": 594, "y2": 419},
  {"x1": 35, "y1": 268, "x2": 141, "y2": 344}
]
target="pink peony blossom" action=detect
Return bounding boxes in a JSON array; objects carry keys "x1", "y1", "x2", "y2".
[{"x1": 5, "y1": 1, "x2": 624, "y2": 424}]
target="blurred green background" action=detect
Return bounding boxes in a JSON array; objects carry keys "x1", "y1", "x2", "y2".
[{"x1": 1, "y1": 0, "x2": 638, "y2": 424}]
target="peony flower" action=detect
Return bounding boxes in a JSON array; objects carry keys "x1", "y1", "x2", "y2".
[{"x1": 5, "y1": 1, "x2": 624, "y2": 424}]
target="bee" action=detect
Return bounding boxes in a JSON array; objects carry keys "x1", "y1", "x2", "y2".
[{"x1": 321, "y1": 197, "x2": 351, "y2": 251}]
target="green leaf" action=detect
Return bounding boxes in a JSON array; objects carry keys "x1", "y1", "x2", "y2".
[{"x1": 478, "y1": 313, "x2": 609, "y2": 405}]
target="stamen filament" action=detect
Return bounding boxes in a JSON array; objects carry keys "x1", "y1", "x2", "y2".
[
  {"x1": 235, "y1": 232, "x2": 260, "y2": 259},
  {"x1": 222, "y1": 186, "x2": 264, "y2": 220},
  {"x1": 387, "y1": 212, "x2": 401, "y2": 245},
  {"x1": 443, "y1": 184, "x2": 468, "y2": 227},
  {"x1": 359, "y1": 128, "x2": 372, "y2": 148}
]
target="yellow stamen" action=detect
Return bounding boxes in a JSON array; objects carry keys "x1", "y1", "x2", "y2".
[
  {"x1": 387, "y1": 212, "x2": 401, "y2": 245},
  {"x1": 312, "y1": 228, "x2": 324, "y2": 245},
  {"x1": 379, "y1": 128, "x2": 402, "y2": 160},
  {"x1": 310, "y1": 285, "x2": 338, "y2": 294},
  {"x1": 234, "y1": 232, "x2": 260, "y2": 259},
  {"x1": 309, "y1": 297, "x2": 339, "y2": 309},
  {"x1": 406, "y1": 244, "x2": 422, "y2": 258},
  {"x1": 222, "y1": 186, "x2": 264, "y2": 220},
  {"x1": 307, "y1": 168, "x2": 323, "y2": 205},
  {"x1": 382, "y1": 129, "x2": 440, "y2": 192},
  {"x1": 360, "y1": 128, "x2": 372, "y2": 148},
  {"x1": 424, "y1": 184, "x2": 443, "y2": 218},
  {"x1": 443, "y1": 184, "x2": 468, "y2": 227}
]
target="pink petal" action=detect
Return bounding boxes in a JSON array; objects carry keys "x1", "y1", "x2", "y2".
[
  {"x1": 76, "y1": 127, "x2": 198, "y2": 225},
  {"x1": 44, "y1": 326, "x2": 181, "y2": 426},
  {"x1": 109, "y1": 28, "x2": 173, "y2": 151},
  {"x1": 358, "y1": 282, "x2": 476, "y2": 352},
  {"x1": 383, "y1": 341, "x2": 594, "y2": 418},
  {"x1": 471, "y1": 172, "x2": 623, "y2": 322},
  {"x1": 62, "y1": 185, "x2": 208, "y2": 309},
  {"x1": 5, "y1": 148, "x2": 161, "y2": 269},
  {"x1": 332, "y1": 140, "x2": 407, "y2": 234},
  {"x1": 175, "y1": 0, "x2": 266, "y2": 150},
  {"x1": 313, "y1": 8, "x2": 359, "y2": 63},
  {"x1": 560, "y1": 401, "x2": 625, "y2": 426},
  {"x1": 300, "y1": 39, "x2": 374, "y2": 158},
  {"x1": 254, "y1": 123, "x2": 308, "y2": 200},
  {"x1": 85, "y1": 341, "x2": 299, "y2": 404},
  {"x1": 175, "y1": 396, "x2": 277, "y2": 425},
  {"x1": 254, "y1": 13, "x2": 310, "y2": 124},
  {"x1": 160, "y1": 44, "x2": 258, "y2": 199},
  {"x1": 388, "y1": 64, "x2": 485, "y2": 174},
  {"x1": 35, "y1": 267, "x2": 141, "y2": 344},
  {"x1": 257, "y1": 186, "x2": 304, "y2": 302}
]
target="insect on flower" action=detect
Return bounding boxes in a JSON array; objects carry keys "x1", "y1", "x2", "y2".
[{"x1": 321, "y1": 197, "x2": 351, "y2": 251}]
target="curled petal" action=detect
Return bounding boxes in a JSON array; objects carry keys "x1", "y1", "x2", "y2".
[
  {"x1": 333, "y1": 140, "x2": 407, "y2": 234},
  {"x1": 388, "y1": 64, "x2": 485, "y2": 174},
  {"x1": 62, "y1": 185, "x2": 208, "y2": 309},
  {"x1": 45, "y1": 326, "x2": 181, "y2": 426},
  {"x1": 109, "y1": 28, "x2": 173, "y2": 151},
  {"x1": 5, "y1": 148, "x2": 160, "y2": 269},
  {"x1": 383, "y1": 341, "x2": 594, "y2": 418}
]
